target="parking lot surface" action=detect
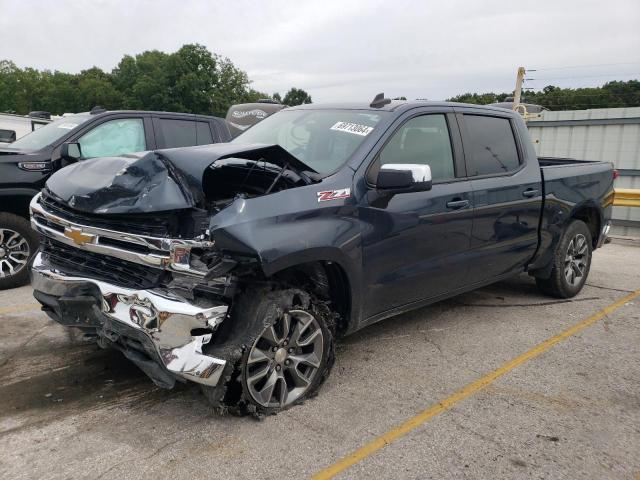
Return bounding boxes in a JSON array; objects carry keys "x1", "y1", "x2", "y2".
[{"x1": 0, "y1": 242, "x2": 638, "y2": 479}]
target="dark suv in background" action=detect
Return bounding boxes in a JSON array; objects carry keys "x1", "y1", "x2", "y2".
[{"x1": 0, "y1": 108, "x2": 231, "y2": 289}]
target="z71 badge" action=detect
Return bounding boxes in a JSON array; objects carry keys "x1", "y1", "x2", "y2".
[{"x1": 317, "y1": 188, "x2": 351, "y2": 202}]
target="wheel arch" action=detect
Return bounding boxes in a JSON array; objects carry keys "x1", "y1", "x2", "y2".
[
  {"x1": 569, "y1": 202, "x2": 602, "y2": 248},
  {"x1": 0, "y1": 189, "x2": 39, "y2": 219},
  {"x1": 266, "y1": 254, "x2": 355, "y2": 336},
  {"x1": 529, "y1": 199, "x2": 602, "y2": 280}
]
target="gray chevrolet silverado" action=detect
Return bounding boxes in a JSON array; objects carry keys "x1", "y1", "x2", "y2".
[{"x1": 30, "y1": 97, "x2": 614, "y2": 415}]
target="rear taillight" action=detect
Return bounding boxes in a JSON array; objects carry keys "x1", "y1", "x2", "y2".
[{"x1": 613, "y1": 169, "x2": 619, "y2": 180}]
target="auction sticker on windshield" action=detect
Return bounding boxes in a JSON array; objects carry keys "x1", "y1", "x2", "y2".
[{"x1": 330, "y1": 122, "x2": 374, "y2": 136}]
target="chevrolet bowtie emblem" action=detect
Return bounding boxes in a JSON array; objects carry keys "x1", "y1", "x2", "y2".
[{"x1": 64, "y1": 227, "x2": 95, "y2": 246}]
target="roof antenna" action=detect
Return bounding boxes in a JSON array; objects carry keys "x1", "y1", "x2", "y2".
[{"x1": 370, "y1": 93, "x2": 391, "y2": 108}]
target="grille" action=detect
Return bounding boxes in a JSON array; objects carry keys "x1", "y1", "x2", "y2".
[
  {"x1": 41, "y1": 237, "x2": 168, "y2": 289},
  {"x1": 40, "y1": 192, "x2": 179, "y2": 238}
]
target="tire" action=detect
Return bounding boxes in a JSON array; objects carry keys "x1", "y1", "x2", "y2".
[
  {"x1": 535, "y1": 219, "x2": 592, "y2": 299},
  {"x1": 201, "y1": 287, "x2": 336, "y2": 417},
  {"x1": 0, "y1": 213, "x2": 39, "y2": 290}
]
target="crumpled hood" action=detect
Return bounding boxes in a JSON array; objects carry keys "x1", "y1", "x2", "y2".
[{"x1": 44, "y1": 143, "x2": 315, "y2": 214}]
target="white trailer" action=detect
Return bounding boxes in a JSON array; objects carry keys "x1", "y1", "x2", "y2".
[{"x1": 0, "y1": 113, "x2": 51, "y2": 146}]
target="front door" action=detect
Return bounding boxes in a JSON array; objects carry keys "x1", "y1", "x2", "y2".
[
  {"x1": 360, "y1": 112, "x2": 474, "y2": 320},
  {"x1": 76, "y1": 117, "x2": 147, "y2": 159}
]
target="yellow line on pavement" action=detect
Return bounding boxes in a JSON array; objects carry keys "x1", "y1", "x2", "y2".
[
  {"x1": 312, "y1": 289, "x2": 640, "y2": 480},
  {"x1": 0, "y1": 303, "x2": 41, "y2": 316}
]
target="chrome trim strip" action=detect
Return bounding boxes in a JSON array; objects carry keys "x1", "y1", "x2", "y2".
[
  {"x1": 29, "y1": 193, "x2": 213, "y2": 276},
  {"x1": 598, "y1": 220, "x2": 612, "y2": 248},
  {"x1": 31, "y1": 253, "x2": 228, "y2": 386}
]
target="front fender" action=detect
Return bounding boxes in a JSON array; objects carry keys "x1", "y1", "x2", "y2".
[{"x1": 211, "y1": 202, "x2": 365, "y2": 329}]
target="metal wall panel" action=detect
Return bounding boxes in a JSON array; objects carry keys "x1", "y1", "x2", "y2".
[{"x1": 527, "y1": 107, "x2": 640, "y2": 237}]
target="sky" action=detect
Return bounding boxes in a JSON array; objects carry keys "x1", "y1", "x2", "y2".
[{"x1": 1, "y1": 0, "x2": 639, "y2": 103}]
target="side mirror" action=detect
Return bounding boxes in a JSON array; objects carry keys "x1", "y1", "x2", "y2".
[
  {"x1": 376, "y1": 163, "x2": 432, "y2": 193},
  {"x1": 60, "y1": 142, "x2": 82, "y2": 162},
  {"x1": 0, "y1": 129, "x2": 16, "y2": 143}
]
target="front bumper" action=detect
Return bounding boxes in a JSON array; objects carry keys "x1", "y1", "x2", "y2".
[{"x1": 31, "y1": 253, "x2": 228, "y2": 388}]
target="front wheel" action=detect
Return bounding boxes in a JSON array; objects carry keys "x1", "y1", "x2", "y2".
[
  {"x1": 0, "y1": 213, "x2": 39, "y2": 290},
  {"x1": 535, "y1": 219, "x2": 592, "y2": 298},
  {"x1": 202, "y1": 288, "x2": 336, "y2": 416}
]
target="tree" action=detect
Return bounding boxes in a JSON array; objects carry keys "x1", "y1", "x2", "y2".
[
  {"x1": 76, "y1": 67, "x2": 122, "y2": 111},
  {"x1": 272, "y1": 92, "x2": 282, "y2": 103},
  {"x1": 282, "y1": 87, "x2": 312, "y2": 106},
  {"x1": 446, "y1": 81, "x2": 640, "y2": 111},
  {"x1": 0, "y1": 44, "x2": 270, "y2": 117},
  {"x1": 447, "y1": 92, "x2": 507, "y2": 105}
]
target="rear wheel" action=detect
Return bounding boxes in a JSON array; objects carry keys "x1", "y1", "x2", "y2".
[
  {"x1": 535, "y1": 219, "x2": 592, "y2": 298},
  {"x1": 0, "y1": 213, "x2": 39, "y2": 290}
]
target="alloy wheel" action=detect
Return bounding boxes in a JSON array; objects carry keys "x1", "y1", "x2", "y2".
[
  {"x1": 564, "y1": 233, "x2": 588, "y2": 287},
  {"x1": 0, "y1": 228, "x2": 30, "y2": 279},
  {"x1": 245, "y1": 309, "x2": 324, "y2": 408}
]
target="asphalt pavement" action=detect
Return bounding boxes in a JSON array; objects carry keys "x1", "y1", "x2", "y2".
[{"x1": 0, "y1": 241, "x2": 638, "y2": 479}]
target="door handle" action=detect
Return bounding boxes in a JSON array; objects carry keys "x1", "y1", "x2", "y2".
[
  {"x1": 446, "y1": 199, "x2": 470, "y2": 209},
  {"x1": 522, "y1": 189, "x2": 539, "y2": 198}
]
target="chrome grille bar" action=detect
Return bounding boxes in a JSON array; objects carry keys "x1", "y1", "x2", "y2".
[{"x1": 30, "y1": 193, "x2": 213, "y2": 277}]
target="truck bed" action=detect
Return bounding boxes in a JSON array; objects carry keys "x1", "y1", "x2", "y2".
[{"x1": 529, "y1": 156, "x2": 614, "y2": 276}]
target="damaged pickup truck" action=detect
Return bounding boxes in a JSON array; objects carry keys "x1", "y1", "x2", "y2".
[{"x1": 30, "y1": 96, "x2": 615, "y2": 415}]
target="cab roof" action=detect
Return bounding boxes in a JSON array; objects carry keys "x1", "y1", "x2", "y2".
[{"x1": 288, "y1": 100, "x2": 517, "y2": 116}]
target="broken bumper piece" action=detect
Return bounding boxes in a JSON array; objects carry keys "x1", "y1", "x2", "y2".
[{"x1": 31, "y1": 253, "x2": 228, "y2": 388}]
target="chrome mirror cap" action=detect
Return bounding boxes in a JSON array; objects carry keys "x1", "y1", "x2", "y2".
[
  {"x1": 376, "y1": 163, "x2": 433, "y2": 192},
  {"x1": 380, "y1": 163, "x2": 432, "y2": 183}
]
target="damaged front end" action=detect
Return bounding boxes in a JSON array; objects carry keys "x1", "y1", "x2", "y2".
[
  {"x1": 30, "y1": 143, "x2": 316, "y2": 390},
  {"x1": 31, "y1": 253, "x2": 228, "y2": 388}
]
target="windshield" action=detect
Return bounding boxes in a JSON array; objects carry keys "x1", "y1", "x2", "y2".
[
  {"x1": 8, "y1": 114, "x2": 91, "y2": 150},
  {"x1": 232, "y1": 109, "x2": 388, "y2": 174}
]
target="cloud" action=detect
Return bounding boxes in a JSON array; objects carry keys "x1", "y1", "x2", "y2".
[{"x1": 1, "y1": 0, "x2": 638, "y2": 102}]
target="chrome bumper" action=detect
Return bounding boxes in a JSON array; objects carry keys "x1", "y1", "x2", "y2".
[{"x1": 31, "y1": 253, "x2": 228, "y2": 387}]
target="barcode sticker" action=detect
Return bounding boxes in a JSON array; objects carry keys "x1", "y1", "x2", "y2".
[{"x1": 330, "y1": 122, "x2": 373, "y2": 136}]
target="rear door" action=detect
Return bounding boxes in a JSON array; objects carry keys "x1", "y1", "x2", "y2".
[
  {"x1": 456, "y1": 109, "x2": 543, "y2": 283},
  {"x1": 152, "y1": 116, "x2": 215, "y2": 149}
]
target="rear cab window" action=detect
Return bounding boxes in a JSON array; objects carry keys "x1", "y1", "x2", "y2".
[
  {"x1": 463, "y1": 115, "x2": 520, "y2": 176},
  {"x1": 155, "y1": 118, "x2": 214, "y2": 148}
]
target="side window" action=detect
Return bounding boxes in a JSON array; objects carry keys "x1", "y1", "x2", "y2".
[
  {"x1": 196, "y1": 122, "x2": 213, "y2": 145},
  {"x1": 78, "y1": 118, "x2": 146, "y2": 158},
  {"x1": 371, "y1": 114, "x2": 455, "y2": 183},
  {"x1": 463, "y1": 115, "x2": 520, "y2": 176},
  {"x1": 157, "y1": 119, "x2": 197, "y2": 148}
]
